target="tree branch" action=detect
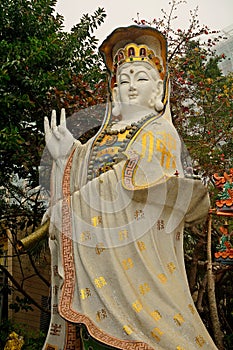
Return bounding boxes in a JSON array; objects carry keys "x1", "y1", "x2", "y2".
[
  {"x1": 0, "y1": 264, "x2": 50, "y2": 315},
  {"x1": 28, "y1": 252, "x2": 50, "y2": 288}
]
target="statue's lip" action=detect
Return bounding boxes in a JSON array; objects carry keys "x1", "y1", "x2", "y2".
[{"x1": 129, "y1": 93, "x2": 138, "y2": 99}]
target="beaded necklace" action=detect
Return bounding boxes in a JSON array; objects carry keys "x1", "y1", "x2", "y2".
[{"x1": 87, "y1": 112, "x2": 159, "y2": 181}]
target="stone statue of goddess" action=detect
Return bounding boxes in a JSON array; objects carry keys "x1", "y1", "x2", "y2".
[{"x1": 42, "y1": 26, "x2": 217, "y2": 350}]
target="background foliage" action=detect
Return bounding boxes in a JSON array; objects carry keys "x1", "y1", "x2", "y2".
[{"x1": 0, "y1": 0, "x2": 106, "y2": 245}]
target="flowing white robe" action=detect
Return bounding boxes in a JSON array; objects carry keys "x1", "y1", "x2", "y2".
[{"x1": 43, "y1": 115, "x2": 217, "y2": 350}]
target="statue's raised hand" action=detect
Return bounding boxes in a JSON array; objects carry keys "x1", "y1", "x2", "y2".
[{"x1": 44, "y1": 109, "x2": 74, "y2": 160}]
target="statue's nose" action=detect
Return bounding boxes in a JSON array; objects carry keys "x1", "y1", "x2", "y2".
[{"x1": 129, "y1": 85, "x2": 136, "y2": 91}]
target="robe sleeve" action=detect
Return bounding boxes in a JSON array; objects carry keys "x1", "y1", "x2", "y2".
[{"x1": 184, "y1": 179, "x2": 210, "y2": 227}]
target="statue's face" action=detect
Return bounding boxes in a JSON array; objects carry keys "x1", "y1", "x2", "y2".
[{"x1": 116, "y1": 62, "x2": 159, "y2": 110}]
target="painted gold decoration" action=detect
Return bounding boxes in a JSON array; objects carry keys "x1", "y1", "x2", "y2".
[
  {"x1": 174, "y1": 313, "x2": 185, "y2": 326},
  {"x1": 132, "y1": 300, "x2": 143, "y2": 313},
  {"x1": 151, "y1": 327, "x2": 164, "y2": 342},
  {"x1": 150, "y1": 310, "x2": 162, "y2": 322}
]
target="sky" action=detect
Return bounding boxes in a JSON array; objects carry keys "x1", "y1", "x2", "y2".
[{"x1": 55, "y1": 0, "x2": 233, "y2": 44}]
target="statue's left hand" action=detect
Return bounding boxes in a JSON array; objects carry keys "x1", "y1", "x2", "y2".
[{"x1": 44, "y1": 108, "x2": 74, "y2": 160}]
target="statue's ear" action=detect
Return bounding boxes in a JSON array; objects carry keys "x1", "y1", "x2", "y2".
[
  {"x1": 156, "y1": 80, "x2": 164, "y2": 98},
  {"x1": 112, "y1": 86, "x2": 119, "y2": 103},
  {"x1": 112, "y1": 86, "x2": 121, "y2": 116},
  {"x1": 149, "y1": 80, "x2": 164, "y2": 112}
]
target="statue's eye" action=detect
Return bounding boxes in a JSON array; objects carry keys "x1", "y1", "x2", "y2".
[
  {"x1": 120, "y1": 80, "x2": 129, "y2": 85},
  {"x1": 119, "y1": 74, "x2": 129, "y2": 85},
  {"x1": 137, "y1": 72, "x2": 149, "y2": 81}
]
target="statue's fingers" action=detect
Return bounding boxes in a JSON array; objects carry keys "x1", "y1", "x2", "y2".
[
  {"x1": 44, "y1": 116, "x2": 51, "y2": 137},
  {"x1": 60, "y1": 108, "x2": 66, "y2": 127},
  {"x1": 52, "y1": 127, "x2": 61, "y2": 140},
  {"x1": 51, "y1": 110, "x2": 57, "y2": 129}
]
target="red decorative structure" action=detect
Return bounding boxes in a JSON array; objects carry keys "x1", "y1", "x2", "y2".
[
  {"x1": 213, "y1": 169, "x2": 233, "y2": 264},
  {"x1": 214, "y1": 222, "x2": 233, "y2": 265},
  {"x1": 213, "y1": 168, "x2": 233, "y2": 216}
]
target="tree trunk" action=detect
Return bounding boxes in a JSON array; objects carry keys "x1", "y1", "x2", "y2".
[
  {"x1": 188, "y1": 232, "x2": 206, "y2": 294},
  {"x1": 207, "y1": 215, "x2": 224, "y2": 349},
  {"x1": 196, "y1": 272, "x2": 207, "y2": 313}
]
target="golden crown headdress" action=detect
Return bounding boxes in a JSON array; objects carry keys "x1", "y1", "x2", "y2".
[
  {"x1": 114, "y1": 43, "x2": 164, "y2": 75},
  {"x1": 99, "y1": 25, "x2": 167, "y2": 88}
]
